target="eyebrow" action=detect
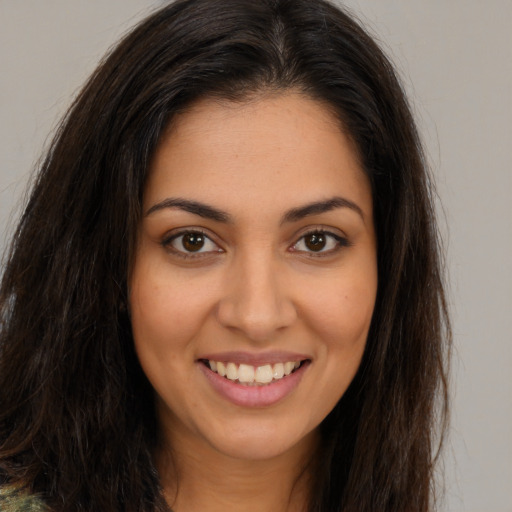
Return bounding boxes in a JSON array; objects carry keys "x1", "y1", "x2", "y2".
[
  {"x1": 145, "y1": 196, "x2": 364, "y2": 223},
  {"x1": 281, "y1": 196, "x2": 364, "y2": 224},
  {"x1": 145, "y1": 198, "x2": 232, "y2": 222}
]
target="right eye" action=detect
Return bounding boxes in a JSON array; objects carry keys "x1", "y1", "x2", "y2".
[{"x1": 162, "y1": 230, "x2": 222, "y2": 258}]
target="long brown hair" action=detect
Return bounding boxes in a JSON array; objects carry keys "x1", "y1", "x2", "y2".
[{"x1": 0, "y1": 1, "x2": 450, "y2": 510}]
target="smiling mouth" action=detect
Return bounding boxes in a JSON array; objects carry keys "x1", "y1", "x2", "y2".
[{"x1": 200, "y1": 359, "x2": 309, "y2": 386}]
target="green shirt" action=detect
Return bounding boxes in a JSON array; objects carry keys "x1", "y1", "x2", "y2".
[{"x1": 0, "y1": 487, "x2": 47, "y2": 511}]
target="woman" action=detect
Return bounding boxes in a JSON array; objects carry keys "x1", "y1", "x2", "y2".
[{"x1": 0, "y1": 0, "x2": 451, "y2": 511}]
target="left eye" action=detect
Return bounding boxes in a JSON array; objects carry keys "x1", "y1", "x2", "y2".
[
  {"x1": 291, "y1": 231, "x2": 345, "y2": 254},
  {"x1": 165, "y1": 231, "x2": 221, "y2": 254}
]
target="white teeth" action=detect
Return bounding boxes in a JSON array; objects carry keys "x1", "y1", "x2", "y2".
[
  {"x1": 216, "y1": 361, "x2": 226, "y2": 377},
  {"x1": 255, "y1": 364, "x2": 273, "y2": 384},
  {"x1": 273, "y1": 362, "x2": 284, "y2": 379},
  {"x1": 238, "y1": 363, "x2": 255, "y2": 383},
  {"x1": 226, "y1": 362, "x2": 238, "y2": 381},
  {"x1": 207, "y1": 359, "x2": 303, "y2": 385},
  {"x1": 284, "y1": 362, "x2": 294, "y2": 375}
]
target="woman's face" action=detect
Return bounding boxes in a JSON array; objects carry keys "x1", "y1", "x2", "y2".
[{"x1": 130, "y1": 93, "x2": 377, "y2": 462}]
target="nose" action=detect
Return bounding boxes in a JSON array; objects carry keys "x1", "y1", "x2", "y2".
[{"x1": 215, "y1": 250, "x2": 297, "y2": 342}]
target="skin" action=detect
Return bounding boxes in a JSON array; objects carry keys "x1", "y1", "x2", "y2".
[{"x1": 129, "y1": 92, "x2": 378, "y2": 512}]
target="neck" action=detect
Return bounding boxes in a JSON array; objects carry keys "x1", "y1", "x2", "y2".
[{"x1": 157, "y1": 423, "x2": 319, "y2": 512}]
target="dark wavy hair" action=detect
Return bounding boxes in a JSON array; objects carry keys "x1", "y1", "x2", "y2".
[{"x1": 0, "y1": 0, "x2": 451, "y2": 510}]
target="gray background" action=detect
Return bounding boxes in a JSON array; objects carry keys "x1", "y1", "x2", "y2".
[{"x1": 1, "y1": 1, "x2": 510, "y2": 511}]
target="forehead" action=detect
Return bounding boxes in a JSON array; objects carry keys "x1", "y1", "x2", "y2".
[{"x1": 145, "y1": 92, "x2": 371, "y2": 219}]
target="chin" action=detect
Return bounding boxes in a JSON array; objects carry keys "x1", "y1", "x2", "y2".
[{"x1": 203, "y1": 421, "x2": 318, "y2": 462}]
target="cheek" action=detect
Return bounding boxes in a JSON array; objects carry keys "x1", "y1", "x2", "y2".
[
  {"x1": 292, "y1": 272, "x2": 377, "y2": 428},
  {"x1": 129, "y1": 263, "x2": 214, "y2": 351},
  {"x1": 305, "y1": 272, "x2": 377, "y2": 348},
  {"x1": 129, "y1": 269, "x2": 204, "y2": 403},
  {"x1": 316, "y1": 281, "x2": 376, "y2": 397}
]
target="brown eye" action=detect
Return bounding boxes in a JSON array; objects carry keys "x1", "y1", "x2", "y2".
[
  {"x1": 164, "y1": 230, "x2": 221, "y2": 257},
  {"x1": 304, "y1": 233, "x2": 326, "y2": 252},
  {"x1": 182, "y1": 232, "x2": 205, "y2": 252},
  {"x1": 291, "y1": 230, "x2": 348, "y2": 256}
]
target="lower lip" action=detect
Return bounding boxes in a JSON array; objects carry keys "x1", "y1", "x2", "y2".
[{"x1": 198, "y1": 361, "x2": 310, "y2": 408}]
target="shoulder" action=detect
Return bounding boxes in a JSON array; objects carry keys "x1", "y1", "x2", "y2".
[{"x1": 0, "y1": 486, "x2": 48, "y2": 511}]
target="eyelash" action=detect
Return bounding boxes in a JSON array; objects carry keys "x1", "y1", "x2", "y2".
[
  {"x1": 290, "y1": 229, "x2": 351, "y2": 257},
  {"x1": 161, "y1": 229, "x2": 220, "y2": 259},
  {"x1": 161, "y1": 228, "x2": 350, "y2": 260}
]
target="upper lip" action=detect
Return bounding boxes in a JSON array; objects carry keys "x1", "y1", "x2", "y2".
[{"x1": 197, "y1": 351, "x2": 311, "y2": 367}]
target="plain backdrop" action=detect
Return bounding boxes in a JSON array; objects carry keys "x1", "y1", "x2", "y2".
[{"x1": 0, "y1": 1, "x2": 511, "y2": 511}]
